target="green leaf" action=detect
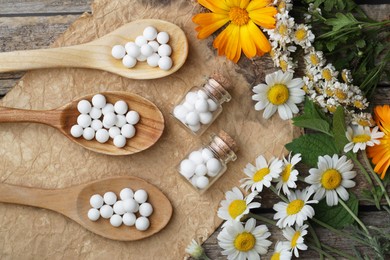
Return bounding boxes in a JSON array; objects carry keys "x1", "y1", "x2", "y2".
[
  {"x1": 332, "y1": 106, "x2": 349, "y2": 153},
  {"x1": 325, "y1": 13, "x2": 358, "y2": 32},
  {"x1": 326, "y1": 41, "x2": 337, "y2": 52},
  {"x1": 285, "y1": 133, "x2": 338, "y2": 167},
  {"x1": 293, "y1": 119, "x2": 331, "y2": 135},
  {"x1": 313, "y1": 193, "x2": 359, "y2": 229}
]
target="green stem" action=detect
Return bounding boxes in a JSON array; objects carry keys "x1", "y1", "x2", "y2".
[
  {"x1": 270, "y1": 185, "x2": 288, "y2": 202},
  {"x1": 247, "y1": 213, "x2": 276, "y2": 226},
  {"x1": 339, "y1": 199, "x2": 370, "y2": 235},
  {"x1": 321, "y1": 243, "x2": 355, "y2": 260},
  {"x1": 307, "y1": 243, "x2": 336, "y2": 260},
  {"x1": 307, "y1": 223, "x2": 324, "y2": 260}
]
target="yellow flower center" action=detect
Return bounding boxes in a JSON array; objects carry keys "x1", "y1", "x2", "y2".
[
  {"x1": 280, "y1": 59, "x2": 288, "y2": 72},
  {"x1": 229, "y1": 7, "x2": 249, "y2": 26},
  {"x1": 358, "y1": 119, "x2": 371, "y2": 127},
  {"x1": 353, "y1": 134, "x2": 371, "y2": 143},
  {"x1": 278, "y1": 1, "x2": 286, "y2": 12},
  {"x1": 267, "y1": 84, "x2": 289, "y2": 105},
  {"x1": 302, "y1": 85, "x2": 309, "y2": 94},
  {"x1": 278, "y1": 24, "x2": 288, "y2": 36},
  {"x1": 335, "y1": 89, "x2": 347, "y2": 100},
  {"x1": 295, "y1": 28, "x2": 307, "y2": 41},
  {"x1": 271, "y1": 252, "x2": 281, "y2": 260},
  {"x1": 354, "y1": 100, "x2": 365, "y2": 109},
  {"x1": 253, "y1": 168, "x2": 270, "y2": 182},
  {"x1": 321, "y1": 169, "x2": 342, "y2": 190},
  {"x1": 291, "y1": 231, "x2": 301, "y2": 247},
  {"x1": 228, "y1": 200, "x2": 247, "y2": 219},
  {"x1": 342, "y1": 72, "x2": 349, "y2": 83},
  {"x1": 327, "y1": 105, "x2": 337, "y2": 113},
  {"x1": 281, "y1": 164, "x2": 292, "y2": 182},
  {"x1": 322, "y1": 69, "x2": 333, "y2": 81},
  {"x1": 286, "y1": 199, "x2": 304, "y2": 215},
  {"x1": 325, "y1": 87, "x2": 334, "y2": 96},
  {"x1": 309, "y1": 54, "x2": 319, "y2": 66},
  {"x1": 234, "y1": 232, "x2": 256, "y2": 252}
]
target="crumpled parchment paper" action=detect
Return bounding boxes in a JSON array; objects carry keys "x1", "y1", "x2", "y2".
[{"x1": 0, "y1": 0, "x2": 294, "y2": 259}]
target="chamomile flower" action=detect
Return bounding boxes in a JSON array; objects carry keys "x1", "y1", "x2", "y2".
[
  {"x1": 185, "y1": 239, "x2": 208, "y2": 259},
  {"x1": 351, "y1": 95, "x2": 369, "y2": 110},
  {"x1": 267, "y1": 12, "x2": 295, "y2": 48},
  {"x1": 270, "y1": 241, "x2": 292, "y2": 260},
  {"x1": 273, "y1": 188, "x2": 317, "y2": 228},
  {"x1": 305, "y1": 154, "x2": 356, "y2": 206},
  {"x1": 292, "y1": 24, "x2": 315, "y2": 48},
  {"x1": 319, "y1": 64, "x2": 338, "y2": 82},
  {"x1": 252, "y1": 70, "x2": 305, "y2": 120},
  {"x1": 274, "y1": 0, "x2": 293, "y2": 13},
  {"x1": 275, "y1": 153, "x2": 301, "y2": 196},
  {"x1": 341, "y1": 69, "x2": 353, "y2": 83},
  {"x1": 304, "y1": 48, "x2": 325, "y2": 68},
  {"x1": 241, "y1": 155, "x2": 283, "y2": 192},
  {"x1": 282, "y1": 224, "x2": 309, "y2": 257},
  {"x1": 218, "y1": 187, "x2": 260, "y2": 224},
  {"x1": 350, "y1": 112, "x2": 374, "y2": 127},
  {"x1": 344, "y1": 125, "x2": 384, "y2": 153},
  {"x1": 217, "y1": 218, "x2": 272, "y2": 260}
]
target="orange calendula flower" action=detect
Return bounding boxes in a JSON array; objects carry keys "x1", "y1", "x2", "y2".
[
  {"x1": 192, "y1": 0, "x2": 277, "y2": 63},
  {"x1": 367, "y1": 105, "x2": 390, "y2": 179}
]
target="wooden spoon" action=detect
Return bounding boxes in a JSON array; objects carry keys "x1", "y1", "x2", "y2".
[
  {"x1": 0, "y1": 19, "x2": 188, "y2": 79},
  {"x1": 0, "y1": 176, "x2": 173, "y2": 241},
  {"x1": 0, "y1": 91, "x2": 164, "y2": 155}
]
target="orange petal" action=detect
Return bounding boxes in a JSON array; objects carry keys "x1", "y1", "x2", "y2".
[
  {"x1": 213, "y1": 27, "x2": 230, "y2": 56},
  {"x1": 225, "y1": 24, "x2": 242, "y2": 63},
  {"x1": 198, "y1": 0, "x2": 229, "y2": 13},
  {"x1": 239, "y1": 0, "x2": 251, "y2": 9},
  {"x1": 240, "y1": 24, "x2": 256, "y2": 58},
  {"x1": 246, "y1": 0, "x2": 273, "y2": 12},
  {"x1": 193, "y1": 13, "x2": 230, "y2": 39},
  {"x1": 247, "y1": 20, "x2": 271, "y2": 53},
  {"x1": 249, "y1": 7, "x2": 277, "y2": 29}
]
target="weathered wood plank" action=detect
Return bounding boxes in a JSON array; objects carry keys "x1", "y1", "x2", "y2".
[{"x1": 0, "y1": 0, "x2": 92, "y2": 15}]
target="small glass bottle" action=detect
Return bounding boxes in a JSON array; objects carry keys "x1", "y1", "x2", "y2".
[
  {"x1": 178, "y1": 130, "x2": 238, "y2": 193},
  {"x1": 172, "y1": 74, "x2": 231, "y2": 136}
]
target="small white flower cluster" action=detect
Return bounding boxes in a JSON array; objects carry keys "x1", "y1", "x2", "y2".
[{"x1": 265, "y1": 0, "x2": 372, "y2": 127}]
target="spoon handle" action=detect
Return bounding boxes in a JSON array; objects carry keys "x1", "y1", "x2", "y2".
[{"x1": 0, "y1": 107, "x2": 62, "y2": 128}]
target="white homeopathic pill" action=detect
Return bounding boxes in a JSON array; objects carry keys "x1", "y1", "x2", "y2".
[
  {"x1": 115, "y1": 115, "x2": 127, "y2": 128},
  {"x1": 92, "y1": 94, "x2": 106, "y2": 109},
  {"x1": 198, "y1": 89, "x2": 208, "y2": 99},
  {"x1": 113, "y1": 135, "x2": 127, "y2": 148},
  {"x1": 110, "y1": 214, "x2": 123, "y2": 227},
  {"x1": 77, "y1": 114, "x2": 92, "y2": 128},
  {"x1": 140, "y1": 44, "x2": 154, "y2": 57},
  {"x1": 143, "y1": 26, "x2": 158, "y2": 41},
  {"x1": 157, "y1": 31, "x2": 169, "y2": 44},
  {"x1": 95, "y1": 129, "x2": 109, "y2": 143},
  {"x1": 185, "y1": 112, "x2": 200, "y2": 126},
  {"x1": 126, "y1": 110, "x2": 140, "y2": 125},
  {"x1": 120, "y1": 188, "x2": 134, "y2": 200},
  {"x1": 137, "y1": 54, "x2": 147, "y2": 62},
  {"x1": 122, "y1": 212, "x2": 136, "y2": 226},
  {"x1": 196, "y1": 176, "x2": 210, "y2": 189},
  {"x1": 125, "y1": 42, "x2": 141, "y2": 58},
  {"x1": 189, "y1": 150, "x2": 204, "y2": 165},
  {"x1": 134, "y1": 189, "x2": 148, "y2": 204},
  {"x1": 88, "y1": 208, "x2": 100, "y2": 221},
  {"x1": 123, "y1": 198, "x2": 139, "y2": 213},
  {"x1": 147, "y1": 53, "x2": 160, "y2": 67},
  {"x1": 158, "y1": 44, "x2": 172, "y2": 57},
  {"x1": 99, "y1": 205, "x2": 114, "y2": 219},
  {"x1": 114, "y1": 100, "x2": 128, "y2": 115},
  {"x1": 103, "y1": 191, "x2": 117, "y2": 205},
  {"x1": 158, "y1": 56, "x2": 172, "y2": 71},
  {"x1": 135, "y1": 216, "x2": 150, "y2": 231},
  {"x1": 185, "y1": 92, "x2": 198, "y2": 104},
  {"x1": 135, "y1": 35, "x2": 148, "y2": 47},
  {"x1": 207, "y1": 158, "x2": 222, "y2": 174},
  {"x1": 89, "y1": 107, "x2": 102, "y2": 120},
  {"x1": 77, "y1": 100, "x2": 92, "y2": 114},
  {"x1": 180, "y1": 159, "x2": 196, "y2": 179},
  {"x1": 91, "y1": 119, "x2": 103, "y2": 131},
  {"x1": 111, "y1": 45, "x2": 126, "y2": 59},
  {"x1": 195, "y1": 98, "x2": 209, "y2": 113},
  {"x1": 103, "y1": 112, "x2": 117, "y2": 127},
  {"x1": 121, "y1": 124, "x2": 136, "y2": 139},
  {"x1": 183, "y1": 101, "x2": 195, "y2": 112},
  {"x1": 189, "y1": 123, "x2": 201, "y2": 133},
  {"x1": 82, "y1": 127, "x2": 95, "y2": 140},
  {"x1": 109, "y1": 126, "x2": 121, "y2": 139},
  {"x1": 173, "y1": 105, "x2": 188, "y2": 122},
  {"x1": 113, "y1": 200, "x2": 126, "y2": 215},
  {"x1": 207, "y1": 99, "x2": 218, "y2": 112},
  {"x1": 139, "y1": 203, "x2": 153, "y2": 217},
  {"x1": 148, "y1": 41, "x2": 160, "y2": 52},
  {"x1": 122, "y1": 55, "x2": 137, "y2": 68},
  {"x1": 199, "y1": 112, "x2": 213, "y2": 125},
  {"x1": 195, "y1": 164, "x2": 208, "y2": 176},
  {"x1": 202, "y1": 148, "x2": 214, "y2": 161},
  {"x1": 90, "y1": 194, "x2": 104, "y2": 209},
  {"x1": 70, "y1": 125, "x2": 83, "y2": 138},
  {"x1": 102, "y1": 103, "x2": 114, "y2": 115}
]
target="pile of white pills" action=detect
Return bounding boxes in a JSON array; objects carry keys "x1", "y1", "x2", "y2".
[
  {"x1": 111, "y1": 26, "x2": 173, "y2": 71},
  {"x1": 88, "y1": 188, "x2": 153, "y2": 231},
  {"x1": 179, "y1": 148, "x2": 222, "y2": 190},
  {"x1": 173, "y1": 90, "x2": 218, "y2": 133},
  {"x1": 70, "y1": 94, "x2": 140, "y2": 148}
]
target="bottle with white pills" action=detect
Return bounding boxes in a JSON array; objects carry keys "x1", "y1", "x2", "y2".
[
  {"x1": 172, "y1": 73, "x2": 231, "y2": 135},
  {"x1": 178, "y1": 130, "x2": 237, "y2": 193}
]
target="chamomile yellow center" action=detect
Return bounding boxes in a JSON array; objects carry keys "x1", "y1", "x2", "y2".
[
  {"x1": 271, "y1": 252, "x2": 281, "y2": 260},
  {"x1": 281, "y1": 164, "x2": 292, "y2": 182},
  {"x1": 353, "y1": 134, "x2": 371, "y2": 143},
  {"x1": 342, "y1": 71, "x2": 350, "y2": 83},
  {"x1": 278, "y1": 24, "x2": 288, "y2": 36},
  {"x1": 327, "y1": 105, "x2": 337, "y2": 113},
  {"x1": 286, "y1": 199, "x2": 304, "y2": 215},
  {"x1": 354, "y1": 100, "x2": 365, "y2": 109},
  {"x1": 309, "y1": 54, "x2": 319, "y2": 66},
  {"x1": 357, "y1": 119, "x2": 372, "y2": 127},
  {"x1": 229, "y1": 7, "x2": 249, "y2": 26},
  {"x1": 278, "y1": 1, "x2": 286, "y2": 12},
  {"x1": 253, "y1": 168, "x2": 270, "y2": 182},
  {"x1": 322, "y1": 69, "x2": 333, "y2": 81},
  {"x1": 234, "y1": 232, "x2": 256, "y2": 252},
  {"x1": 268, "y1": 84, "x2": 289, "y2": 105},
  {"x1": 335, "y1": 89, "x2": 347, "y2": 100},
  {"x1": 280, "y1": 59, "x2": 288, "y2": 72},
  {"x1": 302, "y1": 85, "x2": 309, "y2": 94},
  {"x1": 228, "y1": 200, "x2": 247, "y2": 219},
  {"x1": 295, "y1": 28, "x2": 307, "y2": 41},
  {"x1": 321, "y1": 169, "x2": 342, "y2": 190},
  {"x1": 291, "y1": 231, "x2": 301, "y2": 247}
]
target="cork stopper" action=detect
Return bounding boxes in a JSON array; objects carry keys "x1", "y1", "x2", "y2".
[
  {"x1": 211, "y1": 72, "x2": 232, "y2": 90},
  {"x1": 203, "y1": 73, "x2": 231, "y2": 103},
  {"x1": 209, "y1": 130, "x2": 238, "y2": 163},
  {"x1": 219, "y1": 130, "x2": 238, "y2": 153}
]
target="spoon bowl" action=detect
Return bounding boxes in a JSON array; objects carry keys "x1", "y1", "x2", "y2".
[
  {"x1": 0, "y1": 176, "x2": 173, "y2": 241},
  {"x1": 0, "y1": 91, "x2": 165, "y2": 155},
  {"x1": 0, "y1": 19, "x2": 188, "y2": 79}
]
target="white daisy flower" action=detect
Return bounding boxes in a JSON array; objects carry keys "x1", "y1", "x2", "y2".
[
  {"x1": 319, "y1": 63, "x2": 338, "y2": 82},
  {"x1": 217, "y1": 218, "x2": 272, "y2": 260},
  {"x1": 218, "y1": 187, "x2": 261, "y2": 225},
  {"x1": 275, "y1": 153, "x2": 301, "y2": 196},
  {"x1": 270, "y1": 241, "x2": 292, "y2": 260},
  {"x1": 252, "y1": 70, "x2": 305, "y2": 120},
  {"x1": 350, "y1": 112, "x2": 374, "y2": 127},
  {"x1": 344, "y1": 125, "x2": 384, "y2": 153},
  {"x1": 185, "y1": 239, "x2": 209, "y2": 260},
  {"x1": 273, "y1": 188, "x2": 318, "y2": 228},
  {"x1": 292, "y1": 24, "x2": 315, "y2": 48},
  {"x1": 304, "y1": 48, "x2": 325, "y2": 68},
  {"x1": 241, "y1": 155, "x2": 283, "y2": 192},
  {"x1": 282, "y1": 224, "x2": 309, "y2": 257},
  {"x1": 305, "y1": 154, "x2": 357, "y2": 206},
  {"x1": 341, "y1": 69, "x2": 353, "y2": 83}
]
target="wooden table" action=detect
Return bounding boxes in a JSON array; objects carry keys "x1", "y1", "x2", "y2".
[{"x1": 0, "y1": 1, "x2": 389, "y2": 259}]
